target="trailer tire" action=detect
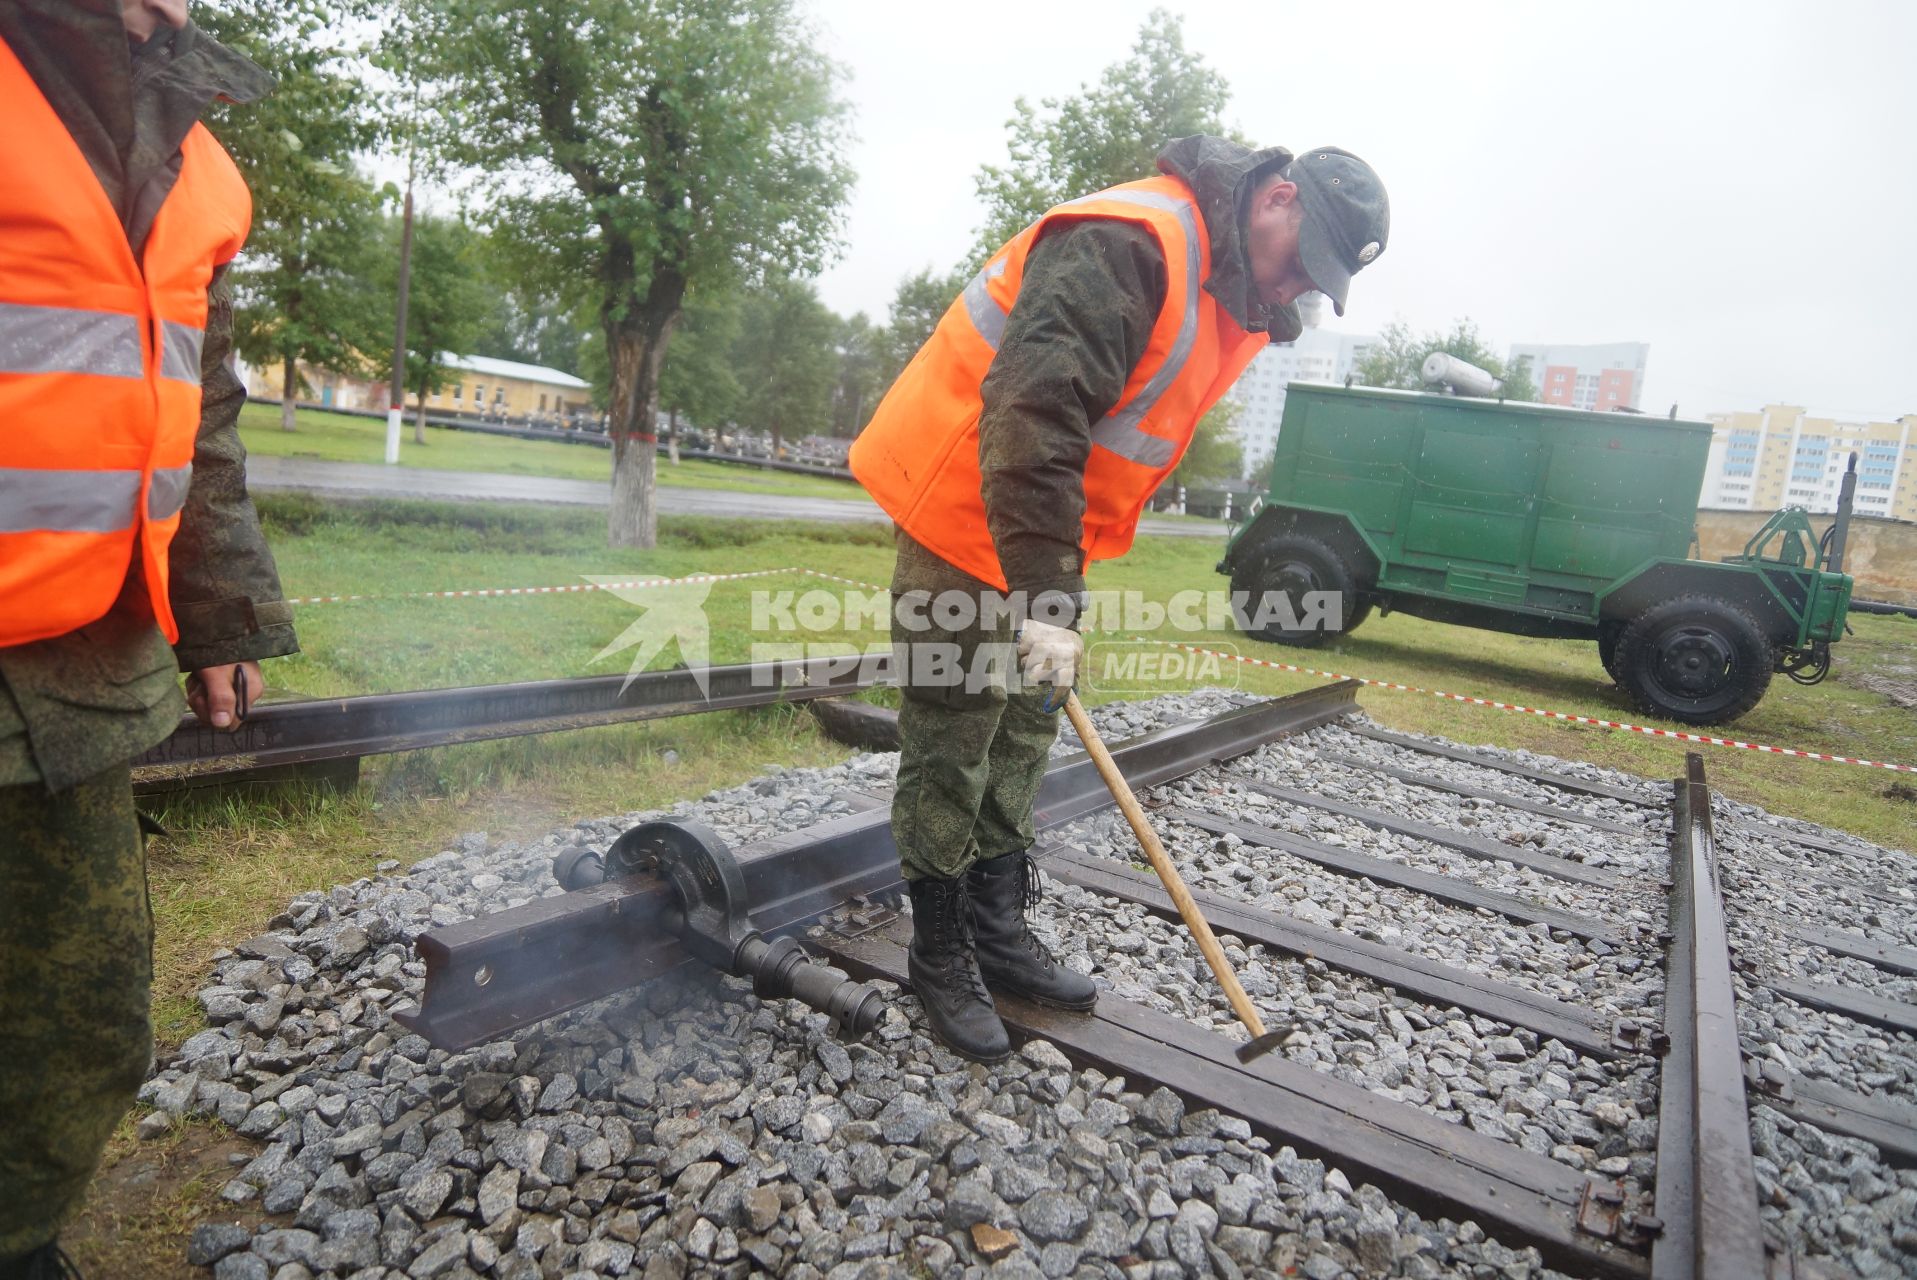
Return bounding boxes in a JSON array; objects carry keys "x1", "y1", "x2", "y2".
[
  {"x1": 1614, "y1": 594, "x2": 1775, "y2": 725},
  {"x1": 1231, "y1": 534, "x2": 1370, "y2": 648},
  {"x1": 1598, "y1": 622, "x2": 1624, "y2": 682}
]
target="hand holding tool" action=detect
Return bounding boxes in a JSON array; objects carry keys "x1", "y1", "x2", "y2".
[{"x1": 1063, "y1": 691, "x2": 1288, "y2": 1063}]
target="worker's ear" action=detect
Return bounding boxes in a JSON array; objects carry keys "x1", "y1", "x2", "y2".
[{"x1": 1256, "y1": 178, "x2": 1300, "y2": 214}]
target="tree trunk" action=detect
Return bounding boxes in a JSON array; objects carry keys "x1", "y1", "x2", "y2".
[
  {"x1": 414, "y1": 386, "x2": 428, "y2": 445},
  {"x1": 667, "y1": 406, "x2": 680, "y2": 465},
  {"x1": 607, "y1": 319, "x2": 673, "y2": 549},
  {"x1": 280, "y1": 355, "x2": 297, "y2": 431}
]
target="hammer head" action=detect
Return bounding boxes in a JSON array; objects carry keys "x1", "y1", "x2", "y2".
[{"x1": 1234, "y1": 1029, "x2": 1289, "y2": 1064}]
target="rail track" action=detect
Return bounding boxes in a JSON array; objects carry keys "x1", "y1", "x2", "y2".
[
  {"x1": 129, "y1": 656, "x2": 884, "y2": 794},
  {"x1": 394, "y1": 683, "x2": 1917, "y2": 1277}
]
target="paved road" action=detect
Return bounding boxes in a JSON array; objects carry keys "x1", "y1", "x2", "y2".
[{"x1": 245, "y1": 456, "x2": 1230, "y2": 540}]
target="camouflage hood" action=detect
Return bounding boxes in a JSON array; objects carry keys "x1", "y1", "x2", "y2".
[{"x1": 1155, "y1": 134, "x2": 1302, "y2": 342}]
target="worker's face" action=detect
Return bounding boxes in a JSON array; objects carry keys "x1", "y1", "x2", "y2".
[
  {"x1": 1243, "y1": 178, "x2": 1318, "y2": 309},
  {"x1": 122, "y1": 0, "x2": 189, "y2": 42}
]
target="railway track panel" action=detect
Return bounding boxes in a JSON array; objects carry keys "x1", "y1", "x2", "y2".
[{"x1": 383, "y1": 687, "x2": 1915, "y2": 1277}]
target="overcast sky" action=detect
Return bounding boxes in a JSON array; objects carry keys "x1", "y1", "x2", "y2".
[{"x1": 804, "y1": 0, "x2": 1915, "y2": 423}]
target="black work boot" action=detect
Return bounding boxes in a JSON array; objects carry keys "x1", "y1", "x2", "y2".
[
  {"x1": 906, "y1": 875, "x2": 1011, "y2": 1063},
  {"x1": 968, "y1": 850, "x2": 1098, "y2": 1010}
]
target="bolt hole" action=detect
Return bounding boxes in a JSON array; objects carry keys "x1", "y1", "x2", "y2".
[{"x1": 474, "y1": 965, "x2": 493, "y2": 987}]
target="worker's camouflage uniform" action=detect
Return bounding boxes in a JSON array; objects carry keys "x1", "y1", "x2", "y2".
[
  {"x1": 888, "y1": 136, "x2": 1303, "y2": 884},
  {"x1": 889, "y1": 529, "x2": 1061, "y2": 882},
  {"x1": 0, "y1": 6, "x2": 291, "y2": 1258}
]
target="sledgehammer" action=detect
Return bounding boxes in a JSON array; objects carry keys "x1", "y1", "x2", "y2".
[{"x1": 1062, "y1": 691, "x2": 1288, "y2": 1064}]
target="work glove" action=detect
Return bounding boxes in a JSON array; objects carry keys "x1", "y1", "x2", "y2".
[{"x1": 1017, "y1": 618, "x2": 1082, "y2": 693}]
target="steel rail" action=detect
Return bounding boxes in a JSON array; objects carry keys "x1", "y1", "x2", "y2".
[
  {"x1": 394, "y1": 682, "x2": 1361, "y2": 1049},
  {"x1": 130, "y1": 656, "x2": 885, "y2": 789},
  {"x1": 1652, "y1": 754, "x2": 1768, "y2": 1280}
]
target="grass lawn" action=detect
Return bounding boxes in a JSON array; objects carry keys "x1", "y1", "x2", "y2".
[
  {"x1": 237, "y1": 401, "x2": 865, "y2": 501},
  {"x1": 147, "y1": 490, "x2": 1915, "y2": 1050},
  {"x1": 76, "y1": 490, "x2": 1915, "y2": 1276}
]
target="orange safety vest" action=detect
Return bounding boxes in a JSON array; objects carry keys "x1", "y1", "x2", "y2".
[
  {"x1": 849, "y1": 175, "x2": 1268, "y2": 591},
  {"x1": 0, "y1": 36, "x2": 252, "y2": 648}
]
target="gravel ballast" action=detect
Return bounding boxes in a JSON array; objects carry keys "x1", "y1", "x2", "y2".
[{"x1": 145, "y1": 693, "x2": 1916, "y2": 1278}]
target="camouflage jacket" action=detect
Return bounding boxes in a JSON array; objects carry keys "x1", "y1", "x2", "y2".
[
  {"x1": 978, "y1": 135, "x2": 1302, "y2": 612},
  {"x1": 0, "y1": 5, "x2": 296, "y2": 792}
]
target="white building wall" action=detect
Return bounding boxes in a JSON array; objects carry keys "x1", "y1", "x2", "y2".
[{"x1": 1228, "y1": 329, "x2": 1376, "y2": 477}]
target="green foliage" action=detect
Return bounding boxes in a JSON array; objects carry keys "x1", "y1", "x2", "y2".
[
  {"x1": 830, "y1": 313, "x2": 885, "y2": 438},
  {"x1": 469, "y1": 281, "x2": 597, "y2": 385},
  {"x1": 377, "y1": 212, "x2": 494, "y2": 406},
  {"x1": 409, "y1": 0, "x2": 855, "y2": 546},
  {"x1": 203, "y1": 0, "x2": 384, "y2": 400},
  {"x1": 730, "y1": 276, "x2": 839, "y2": 452},
  {"x1": 659, "y1": 291, "x2": 744, "y2": 432},
  {"x1": 1355, "y1": 318, "x2": 1539, "y2": 401},
  {"x1": 1165, "y1": 399, "x2": 1244, "y2": 492},
  {"x1": 971, "y1": 9, "x2": 1238, "y2": 258},
  {"x1": 877, "y1": 266, "x2": 967, "y2": 390}
]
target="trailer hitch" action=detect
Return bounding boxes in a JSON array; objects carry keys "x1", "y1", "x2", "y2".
[{"x1": 555, "y1": 820, "x2": 885, "y2": 1038}]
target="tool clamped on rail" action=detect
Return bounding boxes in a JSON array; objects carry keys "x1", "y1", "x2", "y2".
[{"x1": 553, "y1": 820, "x2": 885, "y2": 1038}]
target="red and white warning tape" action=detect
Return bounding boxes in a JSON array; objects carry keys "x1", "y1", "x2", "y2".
[
  {"x1": 286, "y1": 567, "x2": 796, "y2": 606},
  {"x1": 284, "y1": 565, "x2": 1911, "y2": 773},
  {"x1": 1142, "y1": 639, "x2": 1917, "y2": 774}
]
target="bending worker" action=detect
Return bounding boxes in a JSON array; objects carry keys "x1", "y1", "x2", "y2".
[
  {"x1": 0, "y1": 1, "x2": 296, "y2": 1274},
  {"x1": 849, "y1": 136, "x2": 1389, "y2": 1062}
]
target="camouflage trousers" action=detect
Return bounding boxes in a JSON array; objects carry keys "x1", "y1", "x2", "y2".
[
  {"x1": 889, "y1": 531, "x2": 1059, "y2": 882},
  {"x1": 0, "y1": 764, "x2": 150, "y2": 1257}
]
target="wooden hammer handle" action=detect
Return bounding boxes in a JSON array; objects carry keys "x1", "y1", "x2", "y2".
[{"x1": 1063, "y1": 692, "x2": 1268, "y2": 1041}]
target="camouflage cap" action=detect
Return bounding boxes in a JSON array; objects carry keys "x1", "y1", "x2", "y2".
[{"x1": 1284, "y1": 147, "x2": 1389, "y2": 316}]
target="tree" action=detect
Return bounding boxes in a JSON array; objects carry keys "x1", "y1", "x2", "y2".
[
  {"x1": 1355, "y1": 318, "x2": 1539, "y2": 401},
  {"x1": 830, "y1": 313, "x2": 885, "y2": 438},
  {"x1": 1165, "y1": 400, "x2": 1244, "y2": 493},
  {"x1": 731, "y1": 276, "x2": 838, "y2": 456},
  {"x1": 658, "y1": 290, "x2": 744, "y2": 446},
  {"x1": 972, "y1": 9, "x2": 1238, "y2": 258},
  {"x1": 375, "y1": 212, "x2": 494, "y2": 442},
  {"x1": 415, "y1": 0, "x2": 855, "y2": 547},
  {"x1": 204, "y1": 0, "x2": 384, "y2": 430}
]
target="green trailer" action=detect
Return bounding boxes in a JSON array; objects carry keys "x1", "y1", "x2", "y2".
[{"x1": 1218, "y1": 383, "x2": 1856, "y2": 725}]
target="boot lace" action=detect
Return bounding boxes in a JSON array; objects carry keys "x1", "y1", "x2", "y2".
[
  {"x1": 1011, "y1": 856, "x2": 1058, "y2": 969},
  {"x1": 927, "y1": 880, "x2": 994, "y2": 1004}
]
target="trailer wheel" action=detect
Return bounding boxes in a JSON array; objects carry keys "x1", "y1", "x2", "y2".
[
  {"x1": 1230, "y1": 534, "x2": 1370, "y2": 648},
  {"x1": 1614, "y1": 595, "x2": 1775, "y2": 725}
]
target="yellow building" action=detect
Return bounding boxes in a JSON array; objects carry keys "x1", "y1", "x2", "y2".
[
  {"x1": 239, "y1": 353, "x2": 593, "y2": 425},
  {"x1": 423, "y1": 354, "x2": 593, "y2": 424},
  {"x1": 1702, "y1": 404, "x2": 1916, "y2": 521}
]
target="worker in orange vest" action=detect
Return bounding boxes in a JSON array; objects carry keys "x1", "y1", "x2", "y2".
[
  {"x1": 0, "y1": 2, "x2": 296, "y2": 1272},
  {"x1": 850, "y1": 137, "x2": 1388, "y2": 1061}
]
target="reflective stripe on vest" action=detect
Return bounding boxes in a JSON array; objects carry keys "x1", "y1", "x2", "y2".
[
  {"x1": 0, "y1": 463, "x2": 192, "y2": 534},
  {"x1": 959, "y1": 189, "x2": 1202, "y2": 469},
  {"x1": 0, "y1": 300, "x2": 143, "y2": 378},
  {"x1": 161, "y1": 319, "x2": 204, "y2": 383}
]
